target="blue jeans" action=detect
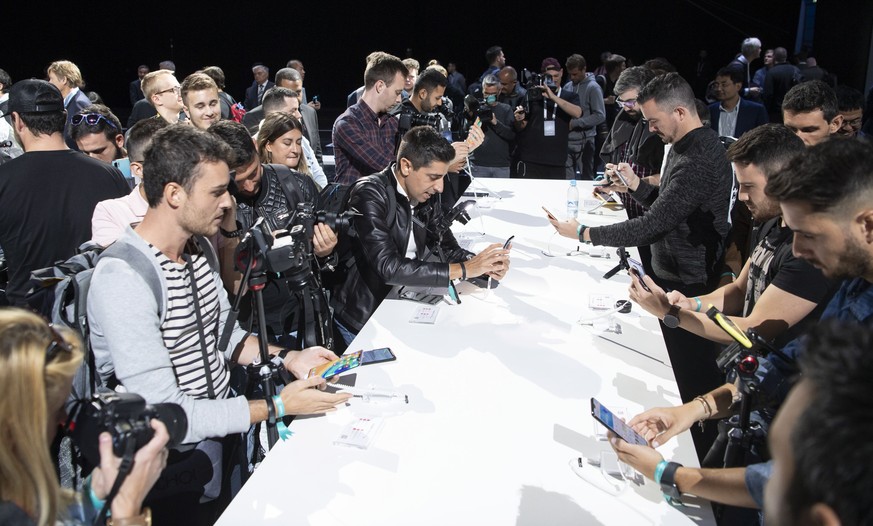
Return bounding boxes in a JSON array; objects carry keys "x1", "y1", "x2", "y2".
[{"x1": 335, "y1": 319, "x2": 357, "y2": 347}]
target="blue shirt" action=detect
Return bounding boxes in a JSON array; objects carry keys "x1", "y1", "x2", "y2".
[{"x1": 745, "y1": 277, "x2": 873, "y2": 507}]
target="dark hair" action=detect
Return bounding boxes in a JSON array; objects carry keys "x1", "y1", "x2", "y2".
[
  {"x1": 694, "y1": 99, "x2": 710, "y2": 126},
  {"x1": 604, "y1": 54, "x2": 626, "y2": 75},
  {"x1": 715, "y1": 67, "x2": 744, "y2": 85},
  {"x1": 637, "y1": 72, "x2": 696, "y2": 112},
  {"x1": 274, "y1": 67, "x2": 301, "y2": 85},
  {"x1": 69, "y1": 104, "x2": 122, "y2": 143},
  {"x1": 614, "y1": 66, "x2": 655, "y2": 96},
  {"x1": 643, "y1": 57, "x2": 676, "y2": 76},
  {"x1": 413, "y1": 68, "x2": 447, "y2": 95},
  {"x1": 207, "y1": 120, "x2": 257, "y2": 170},
  {"x1": 143, "y1": 125, "x2": 231, "y2": 208},
  {"x1": 773, "y1": 47, "x2": 788, "y2": 63},
  {"x1": 363, "y1": 52, "x2": 407, "y2": 90},
  {"x1": 126, "y1": 117, "x2": 169, "y2": 163},
  {"x1": 786, "y1": 320, "x2": 873, "y2": 525},
  {"x1": 565, "y1": 54, "x2": 587, "y2": 72},
  {"x1": 726, "y1": 124, "x2": 804, "y2": 177},
  {"x1": 835, "y1": 85, "x2": 864, "y2": 112},
  {"x1": 765, "y1": 138, "x2": 873, "y2": 212},
  {"x1": 782, "y1": 80, "x2": 839, "y2": 123},
  {"x1": 396, "y1": 126, "x2": 455, "y2": 169},
  {"x1": 199, "y1": 66, "x2": 226, "y2": 90},
  {"x1": 18, "y1": 112, "x2": 66, "y2": 136},
  {"x1": 0, "y1": 68, "x2": 11, "y2": 93},
  {"x1": 256, "y1": 112, "x2": 309, "y2": 174},
  {"x1": 485, "y1": 46, "x2": 503, "y2": 65},
  {"x1": 262, "y1": 86, "x2": 298, "y2": 114}
]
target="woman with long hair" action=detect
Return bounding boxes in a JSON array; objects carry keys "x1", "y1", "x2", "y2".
[
  {"x1": 0, "y1": 308, "x2": 168, "y2": 526},
  {"x1": 257, "y1": 112, "x2": 327, "y2": 188}
]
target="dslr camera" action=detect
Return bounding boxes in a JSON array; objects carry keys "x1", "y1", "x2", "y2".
[{"x1": 71, "y1": 392, "x2": 187, "y2": 471}]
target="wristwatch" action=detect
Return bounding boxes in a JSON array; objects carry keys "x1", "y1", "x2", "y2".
[
  {"x1": 657, "y1": 461, "x2": 684, "y2": 506},
  {"x1": 663, "y1": 304, "x2": 681, "y2": 329}
]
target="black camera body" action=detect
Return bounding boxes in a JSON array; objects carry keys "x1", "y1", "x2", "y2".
[
  {"x1": 463, "y1": 96, "x2": 494, "y2": 125},
  {"x1": 398, "y1": 110, "x2": 452, "y2": 136},
  {"x1": 519, "y1": 68, "x2": 558, "y2": 113},
  {"x1": 71, "y1": 392, "x2": 187, "y2": 471}
]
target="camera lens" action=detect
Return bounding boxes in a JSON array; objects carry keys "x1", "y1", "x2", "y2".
[{"x1": 149, "y1": 403, "x2": 189, "y2": 449}]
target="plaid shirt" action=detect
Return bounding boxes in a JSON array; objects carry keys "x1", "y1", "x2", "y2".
[{"x1": 332, "y1": 99, "x2": 398, "y2": 184}]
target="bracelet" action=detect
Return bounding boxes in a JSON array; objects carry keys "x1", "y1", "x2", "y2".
[
  {"x1": 273, "y1": 395, "x2": 286, "y2": 419},
  {"x1": 107, "y1": 507, "x2": 151, "y2": 526},
  {"x1": 694, "y1": 395, "x2": 713, "y2": 431},
  {"x1": 653, "y1": 460, "x2": 669, "y2": 484},
  {"x1": 693, "y1": 297, "x2": 702, "y2": 312},
  {"x1": 84, "y1": 474, "x2": 106, "y2": 514},
  {"x1": 219, "y1": 226, "x2": 243, "y2": 238},
  {"x1": 459, "y1": 261, "x2": 467, "y2": 280}
]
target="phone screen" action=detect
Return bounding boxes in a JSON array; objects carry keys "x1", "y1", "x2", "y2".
[
  {"x1": 309, "y1": 351, "x2": 363, "y2": 379},
  {"x1": 591, "y1": 398, "x2": 648, "y2": 446},
  {"x1": 361, "y1": 347, "x2": 396, "y2": 365}
]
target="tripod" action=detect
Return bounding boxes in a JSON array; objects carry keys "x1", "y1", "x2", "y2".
[{"x1": 603, "y1": 247, "x2": 631, "y2": 280}]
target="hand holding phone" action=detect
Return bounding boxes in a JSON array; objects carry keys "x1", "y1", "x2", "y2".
[
  {"x1": 627, "y1": 257, "x2": 652, "y2": 292},
  {"x1": 591, "y1": 398, "x2": 649, "y2": 446},
  {"x1": 542, "y1": 206, "x2": 558, "y2": 221},
  {"x1": 503, "y1": 235, "x2": 515, "y2": 250},
  {"x1": 308, "y1": 351, "x2": 363, "y2": 379}
]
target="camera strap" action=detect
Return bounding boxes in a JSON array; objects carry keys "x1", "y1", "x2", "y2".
[
  {"x1": 94, "y1": 438, "x2": 137, "y2": 526},
  {"x1": 184, "y1": 253, "x2": 218, "y2": 400}
]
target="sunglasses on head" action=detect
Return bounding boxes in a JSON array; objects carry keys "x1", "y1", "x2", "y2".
[{"x1": 71, "y1": 113, "x2": 118, "y2": 130}]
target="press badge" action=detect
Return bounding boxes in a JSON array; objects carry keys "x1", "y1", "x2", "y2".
[{"x1": 544, "y1": 120, "x2": 556, "y2": 136}]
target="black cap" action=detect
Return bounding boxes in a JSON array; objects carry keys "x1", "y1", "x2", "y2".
[{"x1": 7, "y1": 79, "x2": 65, "y2": 114}]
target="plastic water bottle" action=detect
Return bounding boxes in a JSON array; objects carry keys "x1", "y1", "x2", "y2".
[{"x1": 567, "y1": 179, "x2": 579, "y2": 219}]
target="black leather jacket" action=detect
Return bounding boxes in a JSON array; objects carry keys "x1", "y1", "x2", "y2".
[
  {"x1": 332, "y1": 165, "x2": 473, "y2": 332},
  {"x1": 234, "y1": 164, "x2": 320, "y2": 335}
]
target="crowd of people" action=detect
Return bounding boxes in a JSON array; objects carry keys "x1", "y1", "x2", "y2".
[{"x1": 0, "y1": 38, "x2": 871, "y2": 526}]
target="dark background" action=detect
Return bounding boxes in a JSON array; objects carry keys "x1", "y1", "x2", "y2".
[{"x1": 5, "y1": 0, "x2": 871, "y2": 128}]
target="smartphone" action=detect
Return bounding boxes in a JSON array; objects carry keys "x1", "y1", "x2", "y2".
[
  {"x1": 627, "y1": 257, "x2": 651, "y2": 292},
  {"x1": 361, "y1": 347, "x2": 396, "y2": 365},
  {"x1": 503, "y1": 235, "x2": 515, "y2": 250},
  {"x1": 112, "y1": 158, "x2": 132, "y2": 179},
  {"x1": 309, "y1": 350, "x2": 363, "y2": 379},
  {"x1": 312, "y1": 95, "x2": 319, "y2": 102},
  {"x1": 542, "y1": 206, "x2": 558, "y2": 221},
  {"x1": 591, "y1": 398, "x2": 648, "y2": 446}
]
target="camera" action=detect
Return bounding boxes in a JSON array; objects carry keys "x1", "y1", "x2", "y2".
[
  {"x1": 71, "y1": 392, "x2": 187, "y2": 471},
  {"x1": 398, "y1": 111, "x2": 451, "y2": 136},
  {"x1": 519, "y1": 68, "x2": 558, "y2": 112},
  {"x1": 463, "y1": 95, "x2": 494, "y2": 124}
]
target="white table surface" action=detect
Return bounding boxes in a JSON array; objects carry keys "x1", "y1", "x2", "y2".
[{"x1": 216, "y1": 179, "x2": 716, "y2": 526}]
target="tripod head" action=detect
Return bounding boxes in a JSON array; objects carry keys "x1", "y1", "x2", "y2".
[
  {"x1": 603, "y1": 248, "x2": 631, "y2": 280},
  {"x1": 706, "y1": 305, "x2": 780, "y2": 394}
]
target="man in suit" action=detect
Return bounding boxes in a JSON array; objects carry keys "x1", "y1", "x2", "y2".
[
  {"x1": 46, "y1": 60, "x2": 92, "y2": 150},
  {"x1": 274, "y1": 67, "x2": 322, "y2": 164},
  {"x1": 709, "y1": 67, "x2": 769, "y2": 138},
  {"x1": 727, "y1": 37, "x2": 762, "y2": 100},
  {"x1": 764, "y1": 48, "x2": 801, "y2": 123},
  {"x1": 129, "y1": 64, "x2": 149, "y2": 105},
  {"x1": 243, "y1": 64, "x2": 274, "y2": 111}
]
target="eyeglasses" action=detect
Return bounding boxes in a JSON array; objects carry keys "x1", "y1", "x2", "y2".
[
  {"x1": 616, "y1": 97, "x2": 637, "y2": 108},
  {"x1": 71, "y1": 113, "x2": 118, "y2": 130},
  {"x1": 45, "y1": 324, "x2": 73, "y2": 364},
  {"x1": 842, "y1": 117, "x2": 862, "y2": 130},
  {"x1": 156, "y1": 86, "x2": 181, "y2": 96}
]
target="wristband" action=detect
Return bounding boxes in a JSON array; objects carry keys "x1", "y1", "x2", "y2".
[
  {"x1": 460, "y1": 261, "x2": 467, "y2": 280},
  {"x1": 693, "y1": 297, "x2": 702, "y2": 312},
  {"x1": 653, "y1": 460, "x2": 669, "y2": 484},
  {"x1": 272, "y1": 395, "x2": 286, "y2": 419},
  {"x1": 85, "y1": 474, "x2": 106, "y2": 514},
  {"x1": 721, "y1": 271, "x2": 736, "y2": 280},
  {"x1": 219, "y1": 226, "x2": 242, "y2": 238}
]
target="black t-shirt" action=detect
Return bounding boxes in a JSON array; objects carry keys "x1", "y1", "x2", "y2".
[
  {"x1": 744, "y1": 217, "x2": 837, "y2": 348},
  {"x1": 0, "y1": 150, "x2": 130, "y2": 305},
  {"x1": 516, "y1": 89, "x2": 581, "y2": 166}
]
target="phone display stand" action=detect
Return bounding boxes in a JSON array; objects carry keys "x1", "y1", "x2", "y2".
[
  {"x1": 455, "y1": 203, "x2": 486, "y2": 240},
  {"x1": 568, "y1": 454, "x2": 629, "y2": 496}
]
